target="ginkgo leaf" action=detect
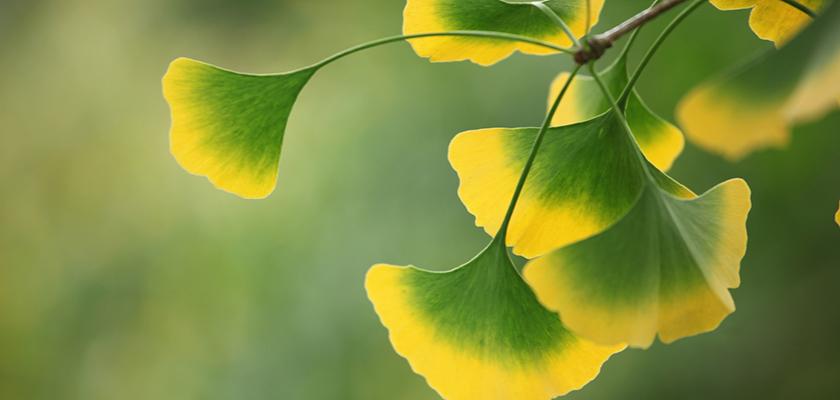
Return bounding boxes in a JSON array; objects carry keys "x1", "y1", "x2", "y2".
[
  {"x1": 710, "y1": 0, "x2": 827, "y2": 45},
  {"x1": 548, "y1": 56, "x2": 684, "y2": 171},
  {"x1": 524, "y1": 179, "x2": 752, "y2": 348},
  {"x1": 162, "y1": 58, "x2": 316, "y2": 199},
  {"x1": 449, "y1": 110, "x2": 693, "y2": 258},
  {"x1": 365, "y1": 238, "x2": 622, "y2": 400},
  {"x1": 678, "y1": 0, "x2": 840, "y2": 160},
  {"x1": 403, "y1": 0, "x2": 604, "y2": 66}
]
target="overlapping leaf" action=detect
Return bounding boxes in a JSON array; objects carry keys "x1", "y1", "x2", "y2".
[
  {"x1": 548, "y1": 55, "x2": 685, "y2": 171},
  {"x1": 525, "y1": 178, "x2": 751, "y2": 348},
  {"x1": 450, "y1": 55, "x2": 690, "y2": 258},
  {"x1": 403, "y1": 0, "x2": 604, "y2": 65},
  {"x1": 366, "y1": 238, "x2": 622, "y2": 400},
  {"x1": 678, "y1": 0, "x2": 840, "y2": 160},
  {"x1": 450, "y1": 111, "x2": 693, "y2": 259},
  {"x1": 451, "y1": 63, "x2": 751, "y2": 346},
  {"x1": 710, "y1": 0, "x2": 827, "y2": 45},
  {"x1": 162, "y1": 58, "x2": 315, "y2": 199}
]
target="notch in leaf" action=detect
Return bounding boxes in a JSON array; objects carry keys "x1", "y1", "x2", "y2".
[
  {"x1": 403, "y1": 0, "x2": 603, "y2": 65},
  {"x1": 366, "y1": 237, "x2": 622, "y2": 400},
  {"x1": 678, "y1": 0, "x2": 840, "y2": 160},
  {"x1": 162, "y1": 58, "x2": 315, "y2": 199}
]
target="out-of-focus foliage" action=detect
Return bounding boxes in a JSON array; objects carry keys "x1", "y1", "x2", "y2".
[
  {"x1": 1, "y1": 0, "x2": 839, "y2": 399},
  {"x1": 678, "y1": 0, "x2": 840, "y2": 160},
  {"x1": 709, "y1": 0, "x2": 827, "y2": 45}
]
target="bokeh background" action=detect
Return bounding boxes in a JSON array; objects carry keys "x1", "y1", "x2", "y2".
[{"x1": 1, "y1": 0, "x2": 839, "y2": 398}]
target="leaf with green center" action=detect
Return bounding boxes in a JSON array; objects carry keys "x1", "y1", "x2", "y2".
[
  {"x1": 678, "y1": 0, "x2": 840, "y2": 160},
  {"x1": 403, "y1": 0, "x2": 603, "y2": 66},
  {"x1": 162, "y1": 58, "x2": 316, "y2": 199},
  {"x1": 548, "y1": 55, "x2": 684, "y2": 171},
  {"x1": 365, "y1": 238, "x2": 622, "y2": 400},
  {"x1": 524, "y1": 179, "x2": 751, "y2": 348},
  {"x1": 449, "y1": 109, "x2": 694, "y2": 259},
  {"x1": 710, "y1": 0, "x2": 828, "y2": 46}
]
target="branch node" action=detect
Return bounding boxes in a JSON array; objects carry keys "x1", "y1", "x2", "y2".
[{"x1": 574, "y1": 36, "x2": 612, "y2": 65}]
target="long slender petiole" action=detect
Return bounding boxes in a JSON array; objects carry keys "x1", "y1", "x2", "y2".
[
  {"x1": 588, "y1": 63, "x2": 656, "y2": 180},
  {"x1": 780, "y1": 0, "x2": 818, "y2": 18},
  {"x1": 617, "y1": 0, "x2": 705, "y2": 106},
  {"x1": 313, "y1": 31, "x2": 573, "y2": 68},
  {"x1": 532, "y1": 2, "x2": 583, "y2": 49},
  {"x1": 496, "y1": 64, "x2": 583, "y2": 240}
]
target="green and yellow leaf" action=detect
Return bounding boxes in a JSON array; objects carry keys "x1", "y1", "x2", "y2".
[
  {"x1": 366, "y1": 239, "x2": 622, "y2": 400},
  {"x1": 548, "y1": 56, "x2": 684, "y2": 171},
  {"x1": 525, "y1": 179, "x2": 751, "y2": 348},
  {"x1": 162, "y1": 58, "x2": 315, "y2": 199},
  {"x1": 678, "y1": 0, "x2": 840, "y2": 159},
  {"x1": 403, "y1": 0, "x2": 604, "y2": 66},
  {"x1": 449, "y1": 110, "x2": 693, "y2": 258},
  {"x1": 710, "y1": 0, "x2": 827, "y2": 45}
]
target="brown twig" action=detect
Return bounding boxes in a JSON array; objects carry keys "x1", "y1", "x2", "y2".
[{"x1": 575, "y1": 0, "x2": 688, "y2": 64}]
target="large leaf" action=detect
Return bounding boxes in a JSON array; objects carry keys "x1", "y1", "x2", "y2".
[
  {"x1": 449, "y1": 110, "x2": 693, "y2": 258},
  {"x1": 403, "y1": 0, "x2": 604, "y2": 65},
  {"x1": 548, "y1": 55, "x2": 684, "y2": 171},
  {"x1": 710, "y1": 0, "x2": 828, "y2": 45},
  {"x1": 162, "y1": 58, "x2": 315, "y2": 198},
  {"x1": 365, "y1": 238, "x2": 622, "y2": 400},
  {"x1": 678, "y1": 0, "x2": 840, "y2": 160},
  {"x1": 524, "y1": 179, "x2": 751, "y2": 348}
]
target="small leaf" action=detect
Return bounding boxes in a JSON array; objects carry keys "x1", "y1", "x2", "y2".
[
  {"x1": 710, "y1": 0, "x2": 828, "y2": 45},
  {"x1": 403, "y1": 0, "x2": 604, "y2": 66},
  {"x1": 162, "y1": 58, "x2": 315, "y2": 199},
  {"x1": 548, "y1": 56, "x2": 684, "y2": 171},
  {"x1": 365, "y1": 239, "x2": 622, "y2": 400},
  {"x1": 524, "y1": 179, "x2": 751, "y2": 348},
  {"x1": 678, "y1": 0, "x2": 840, "y2": 160},
  {"x1": 449, "y1": 110, "x2": 693, "y2": 258},
  {"x1": 836, "y1": 201, "x2": 840, "y2": 226}
]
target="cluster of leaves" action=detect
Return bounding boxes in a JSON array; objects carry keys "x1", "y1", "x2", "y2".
[{"x1": 161, "y1": 0, "x2": 840, "y2": 398}]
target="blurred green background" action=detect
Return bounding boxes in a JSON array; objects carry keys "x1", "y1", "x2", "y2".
[{"x1": 1, "y1": 0, "x2": 839, "y2": 398}]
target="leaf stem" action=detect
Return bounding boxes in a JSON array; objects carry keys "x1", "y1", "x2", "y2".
[
  {"x1": 496, "y1": 65, "x2": 583, "y2": 241},
  {"x1": 780, "y1": 0, "x2": 817, "y2": 18},
  {"x1": 616, "y1": 0, "x2": 705, "y2": 105},
  {"x1": 588, "y1": 63, "x2": 655, "y2": 180},
  {"x1": 532, "y1": 2, "x2": 583, "y2": 48},
  {"x1": 313, "y1": 31, "x2": 573, "y2": 68}
]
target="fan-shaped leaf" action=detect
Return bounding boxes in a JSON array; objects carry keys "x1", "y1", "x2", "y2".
[
  {"x1": 403, "y1": 0, "x2": 603, "y2": 65},
  {"x1": 162, "y1": 58, "x2": 315, "y2": 198},
  {"x1": 678, "y1": 0, "x2": 840, "y2": 159},
  {"x1": 365, "y1": 239, "x2": 622, "y2": 400},
  {"x1": 449, "y1": 110, "x2": 693, "y2": 258},
  {"x1": 524, "y1": 179, "x2": 751, "y2": 348},
  {"x1": 710, "y1": 0, "x2": 827, "y2": 45}
]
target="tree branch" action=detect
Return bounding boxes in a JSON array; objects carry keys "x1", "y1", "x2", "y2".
[{"x1": 575, "y1": 0, "x2": 688, "y2": 64}]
